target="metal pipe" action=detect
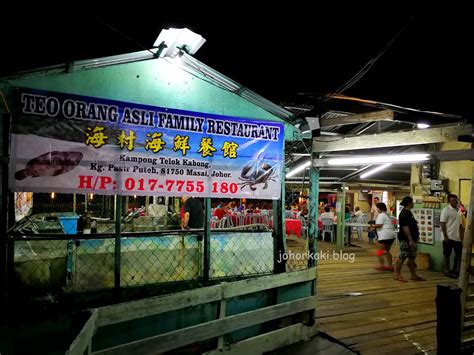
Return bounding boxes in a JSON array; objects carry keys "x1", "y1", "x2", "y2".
[
  {"x1": 114, "y1": 195, "x2": 122, "y2": 291},
  {"x1": 203, "y1": 198, "x2": 211, "y2": 283}
]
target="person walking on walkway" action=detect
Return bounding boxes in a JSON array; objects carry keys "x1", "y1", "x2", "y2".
[
  {"x1": 394, "y1": 196, "x2": 425, "y2": 282},
  {"x1": 368, "y1": 197, "x2": 380, "y2": 243},
  {"x1": 370, "y1": 202, "x2": 396, "y2": 271},
  {"x1": 441, "y1": 194, "x2": 464, "y2": 278}
]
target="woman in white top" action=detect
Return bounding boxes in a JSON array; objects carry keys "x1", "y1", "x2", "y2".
[{"x1": 370, "y1": 202, "x2": 395, "y2": 271}]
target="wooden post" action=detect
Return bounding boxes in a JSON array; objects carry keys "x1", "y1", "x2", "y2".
[
  {"x1": 217, "y1": 296, "x2": 227, "y2": 349},
  {"x1": 458, "y1": 166, "x2": 474, "y2": 328},
  {"x1": 436, "y1": 283, "x2": 462, "y2": 352}
]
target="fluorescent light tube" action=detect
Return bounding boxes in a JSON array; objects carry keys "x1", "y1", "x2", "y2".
[
  {"x1": 360, "y1": 163, "x2": 392, "y2": 179},
  {"x1": 286, "y1": 161, "x2": 311, "y2": 178},
  {"x1": 328, "y1": 154, "x2": 429, "y2": 166}
]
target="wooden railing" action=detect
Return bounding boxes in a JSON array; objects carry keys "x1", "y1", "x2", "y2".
[
  {"x1": 65, "y1": 310, "x2": 98, "y2": 355},
  {"x1": 65, "y1": 268, "x2": 317, "y2": 354}
]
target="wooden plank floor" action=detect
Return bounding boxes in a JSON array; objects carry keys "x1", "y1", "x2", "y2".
[{"x1": 312, "y1": 238, "x2": 452, "y2": 354}]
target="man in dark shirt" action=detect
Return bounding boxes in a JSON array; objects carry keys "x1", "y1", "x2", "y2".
[
  {"x1": 182, "y1": 196, "x2": 204, "y2": 229},
  {"x1": 395, "y1": 196, "x2": 424, "y2": 282}
]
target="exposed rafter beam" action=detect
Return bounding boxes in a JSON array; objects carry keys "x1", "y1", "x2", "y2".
[
  {"x1": 314, "y1": 124, "x2": 472, "y2": 152},
  {"x1": 313, "y1": 148, "x2": 474, "y2": 167},
  {"x1": 432, "y1": 149, "x2": 474, "y2": 161},
  {"x1": 347, "y1": 183, "x2": 410, "y2": 190},
  {"x1": 320, "y1": 110, "x2": 394, "y2": 128}
]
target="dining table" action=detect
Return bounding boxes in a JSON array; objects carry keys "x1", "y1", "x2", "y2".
[
  {"x1": 285, "y1": 218, "x2": 302, "y2": 238},
  {"x1": 344, "y1": 222, "x2": 369, "y2": 247}
]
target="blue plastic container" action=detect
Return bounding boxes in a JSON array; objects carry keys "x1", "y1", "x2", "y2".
[{"x1": 58, "y1": 214, "x2": 79, "y2": 234}]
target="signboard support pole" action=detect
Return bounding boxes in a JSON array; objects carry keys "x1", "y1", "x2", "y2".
[
  {"x1": 273, "y1": 182, "x2": 285, "y2": 273},
  {"x1": 114, "y1": 195, "x2": 122, "y2": 292},
  {"x1": 1, "y1": 113, "x2": 13, "y2": 307},
  {"x1": 282, "y1": 175, "x2": 286, "y2": 255},
  {"x1": 307, "y1": 143, "x2": 319, "y2": 326},
  {"x1": 203, "y1": 197, "x2": 211, "y2": 283},
  {"x1": 336, "y1": 185, "x2": 346, "y2": 251},
  {"x1": 308, "y1": 161, "x2": 319, "y2": 267}
]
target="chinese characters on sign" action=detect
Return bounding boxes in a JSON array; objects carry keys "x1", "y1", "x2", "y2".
[
  {"x1": 117, "y1": 130, "x2": 136, "y2": 151},
  {"x1": 86, "y1": 128, "x2": 239, "y2": 159},
  {"x1": 173, "y1": 135, "x2": 190, "y2": 156},
  {"x1": 145, "y1": 133, "x2": 166, "y2": 153},
  {"x1": 11, "y1": 90, "x2": 284, "y2": 199},
  {"x1": 222, "y1": 141, "x2": 239, "y2": 159},
  {"x1": 85, "y1": 126, "x2": 108, "y2": 148}
]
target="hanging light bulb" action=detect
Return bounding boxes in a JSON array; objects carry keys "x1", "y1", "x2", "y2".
[
  {"x1": 51, "y1": 192, "x2": 55, "y2": 199},
  {"x1": 89, "y1": 193, "x2": 94, "y2": 200}
]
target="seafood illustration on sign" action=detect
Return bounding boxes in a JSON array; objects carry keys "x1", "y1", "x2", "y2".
[
  {"x1": 238, "y1": 150, "x2": 278, "y2": 191},
  {"x1": 15, "y1": 151, "x2": 83, "y2": 180}
]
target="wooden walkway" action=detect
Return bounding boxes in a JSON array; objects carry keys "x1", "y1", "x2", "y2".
[{"x1": 314, "y1": 240, "x2": 452, "y2": 354}]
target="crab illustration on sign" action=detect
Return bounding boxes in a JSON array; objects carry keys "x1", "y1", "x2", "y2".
[{"x1": 238, "y1": 151, "x2": 278, "y2": 191}]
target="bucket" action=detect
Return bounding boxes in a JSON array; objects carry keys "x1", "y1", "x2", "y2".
[
  {"x1": 58, "y1": 214, "x2": 79, "y2": 234},
  {"x1": 416, "y1": 252, "x2": 430, "y2": 271}
]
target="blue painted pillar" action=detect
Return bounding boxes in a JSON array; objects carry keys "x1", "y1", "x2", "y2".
[
  {"x1": 336, "y1": 184, "x2": 346, "y2": 251},
  {"x1": 281, "y1": 166, "x2": 286, "y2": 253},
  {"x1": 273, "y1": 164, "x2": 286, "y2": 273},
  {"x1": 114, "y1": 195, "x2": 122, "y2": 290},
  {"x1": 309, "y1": 162, "x2": 319, "y2": 267},
  {"x1": 203, "y1": 197, "x2": 211, "y2": 282}
]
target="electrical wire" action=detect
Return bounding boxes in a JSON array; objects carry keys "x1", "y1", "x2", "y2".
[
  {"x1": 313, "y1": 137, "x2": 345, "y2": 142},
  {"x1": 334, "y1": 15, "x2": 415, "y2": 95},
  {"x1": 85, "y1": 12, "x2": 156, "y2": 56},
  {"x1": 0, "y1": 90, "x2": 11, "y2": 113},
  {"x1": 162, "y1": 57, "x2": 237, "y2": 93}
]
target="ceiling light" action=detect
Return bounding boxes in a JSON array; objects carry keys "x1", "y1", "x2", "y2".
[
  {"x1": 327, "y1": 153, "x2": 429, "y2": 165},
  {"x1": 360, "y1": 163, "x2": 392, "y2": 179},
  {"x1": 154, "y1": 28, "x2": 206, "y2": 58},
  {"x1": 286, "y1": 161, "x2": 311, "y2": 178}
]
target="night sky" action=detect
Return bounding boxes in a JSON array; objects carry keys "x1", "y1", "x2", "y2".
[{"x1": 1, "y1": 4, "x2": 472, "y2": 119}]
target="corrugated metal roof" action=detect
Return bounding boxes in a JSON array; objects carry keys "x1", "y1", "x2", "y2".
[
  {"x1": 1, "y1": 49, "x2": 295, "y2": 123},
  {"x1": 282, "y1": 99, "x2": 451, "y2": 185},
  {"x1": 180, "y1": 53, "x2": 294, "y2": 122}
]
